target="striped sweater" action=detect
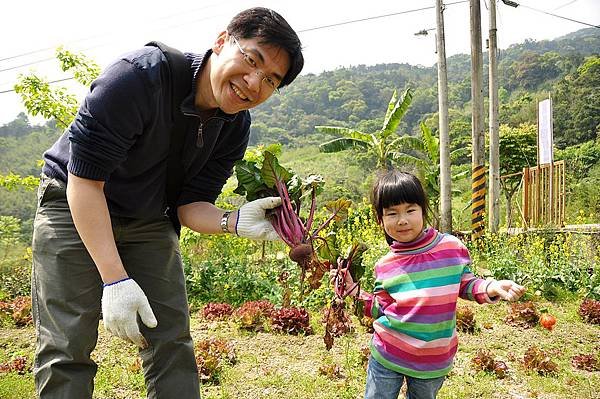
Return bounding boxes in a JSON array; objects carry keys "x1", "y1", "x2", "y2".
[{"x1": 363, "y1": 228, "x2": 497, "y2": 379}]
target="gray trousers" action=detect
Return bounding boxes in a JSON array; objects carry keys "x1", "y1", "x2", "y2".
[{"x1": 31, "y1": 176, "x2": 200, "y2": 398}]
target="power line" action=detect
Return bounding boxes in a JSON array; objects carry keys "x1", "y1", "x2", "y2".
[
  {"x1": 298, "y1": 1, "x2": 468, "y2": 33},
  {"x1": 0, "y1": 3, "x2": 467, "y2": 79},
  {"x1": 0, "y1": 76, "x2": 73, "y2": 94},
  {"x1": 511, "y1": 1, "x2": 600, "y2": 29},
  {"x1": 0, "y1": 0, "x2": 239, "y2": 63}
]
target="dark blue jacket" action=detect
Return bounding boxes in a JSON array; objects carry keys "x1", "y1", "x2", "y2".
[{"x1": 42, "y1": 46, "x2": 251, "y2": 219}]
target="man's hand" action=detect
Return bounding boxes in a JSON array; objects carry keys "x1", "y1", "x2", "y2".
[
  {"x1": 236, "y1": 197, "x2": 282, "y2": 241},
  {"x1": 101, "y1": 278, "x2": 158, "y2": 348},
  {"x1": 486, "y1": 280, "x2": 526, "y2": 302}
]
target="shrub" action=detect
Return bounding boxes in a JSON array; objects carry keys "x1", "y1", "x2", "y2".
[
  {"x1": 578, "y1": 298, "x2": 600, "y2": 324},
  {"x1": 522, "y1": 346, "x2": 558, "y2": 375},
  {"x1": 195, "y1": 338, "x2": 236, "y2": 384},
  {"x1": 0, "y1": 296, "x2": 32, "y2": 327},
  {"x1": 201, "y1": 303, "x2": 234, "y2": 320},
  {"x1": 505, "y1": 301, "x2": 539, "y2": 328},
  {"x1": 571, "y1": 354, "x2": 600, "y2": 371},
  {"x1": 456, "y1": 305, "x2": 476, "y2": 333},
  {"x1": 471, "y1": 349, "x2": 509, "y2": 379},
  {"x1": 234, "y1": 300, "x2": 274, "y2": 332},
  {"x1": 0, "y1": 356, "x2": 30, "y2": 374},
  {"x1": 270, "y1": 306, "x2": 312, "y2": 335}
]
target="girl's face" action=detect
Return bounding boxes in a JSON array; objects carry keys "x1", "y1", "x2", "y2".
[{"x1": 381, "y1": 202, "x2": 424, "y2": 243}]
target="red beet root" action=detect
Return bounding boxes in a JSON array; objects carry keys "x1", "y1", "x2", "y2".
[{"x1": 289, "y1": 244, "x2": 313, "y2": 264}]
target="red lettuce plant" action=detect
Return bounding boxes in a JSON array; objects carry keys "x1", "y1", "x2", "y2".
[{"x1": 234, "y1": 150, "x2": 351, "y2": 293}]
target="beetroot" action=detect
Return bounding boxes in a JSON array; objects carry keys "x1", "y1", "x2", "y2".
[{"x1": 289, "y1": 244, "x2": 313, "y2": 264}]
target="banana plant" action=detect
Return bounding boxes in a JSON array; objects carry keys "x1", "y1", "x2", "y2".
[{"x1": 317, "y1": 88, "x2": 413, "y2": 170}]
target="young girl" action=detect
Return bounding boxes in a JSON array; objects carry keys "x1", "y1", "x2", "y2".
[{"x1": 336, "y1": 170, "x2": 525, "y2": 399}]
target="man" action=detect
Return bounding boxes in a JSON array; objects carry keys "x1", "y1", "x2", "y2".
[{"x1": 32, "y1": 7, "x2": 303, "y2": 398}]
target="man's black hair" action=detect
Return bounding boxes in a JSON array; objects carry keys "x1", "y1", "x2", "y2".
[{"x1": 227, "y1": 7, "x2": 304, "y2": 88}]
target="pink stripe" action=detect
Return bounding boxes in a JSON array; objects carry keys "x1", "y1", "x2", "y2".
[
  {"x1": 374, "y1": 326, "x2": 458, "y2": 356},
  {"x1": 373, "y1": 322, "x2": 457, "y2": 349},
  {"x1": 373, "y1": 333, "x2": 458, "y2": 363},
  {"x1": 392, "y1": 302, "x2": 457, "y2": 315}
]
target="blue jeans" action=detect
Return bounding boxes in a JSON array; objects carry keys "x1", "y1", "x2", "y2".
[{"x1": 364, "y1": 356, "x2": 445, "y2": 399}]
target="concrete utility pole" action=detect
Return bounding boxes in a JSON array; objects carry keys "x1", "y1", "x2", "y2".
[
  {"x1": 488, "y1": 0, "x2": 500, "y2": 233},
  {"x1": 436, "y1": 0, "x2": 452, "y2": 233},
  {"x1": 470, "y1": 0, "x2": 486, "y2": 240}
]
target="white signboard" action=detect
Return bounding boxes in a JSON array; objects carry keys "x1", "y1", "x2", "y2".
[{"x1": 538, "y1": 99, "x2": 553, "y2": 165}]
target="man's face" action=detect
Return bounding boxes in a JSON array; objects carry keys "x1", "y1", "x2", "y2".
[{"x1": 207, "y1": 32, "x2": 291, "y2": 114}]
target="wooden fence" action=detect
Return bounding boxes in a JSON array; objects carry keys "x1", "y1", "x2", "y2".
[{"x1": 522, "y1": 160, "x2": 566, "y2": 227}]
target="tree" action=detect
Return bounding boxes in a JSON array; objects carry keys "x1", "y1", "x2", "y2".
[
  {"x1": 553, "y1": 56, "x2": 600, "y2": 148},
  {"x1": 316, "y1": 89, "x2": 413, "y2": 170},
  {"x1": 498, "y1": 123, "x2": 537, "y2": 228},
  {"x1": 14, "y1": 46, "x2": 100, "y2": 129}
]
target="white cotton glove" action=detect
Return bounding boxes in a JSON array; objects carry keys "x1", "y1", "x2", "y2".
[
  {"x1": 235, "y1": 196, "x2": 282, "y2": 241},
  {"x1": 101, "y1": 278, "x2": 158, "y2": 348}
]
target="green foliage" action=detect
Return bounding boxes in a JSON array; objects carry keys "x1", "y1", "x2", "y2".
[
  {"x1": 498, "y1": 123, "x2": 537, "y2": 227},
  {"x1": 471, "y1": 232, "x2": 600, "y2": 300},
  {"x1": 553, "y1": 55, "x2": 600, "y2": 148},
  {"x1": 318, "y1": 89, "x2": 414, "y2": 170},
  {"x1": 55, "y1": 46, "x2": 101, "y2": 86},
  {"x1": 14, "y1": 47, "x2": 100, "y2": 129},
  {"x1": 0, "y1": 173, "x2": 39, "y2": 191}
]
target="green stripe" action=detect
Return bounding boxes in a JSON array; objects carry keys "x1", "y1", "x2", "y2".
[
  {"x1": 384, "y1": 264, "x2": 464, "y2": 287},
  {"x1": 379, "y1": 317, "x2": 455, "y2": 336},
  {"x1": 386, "y1": 274, "x2": 462, "y2": 294},
  {"x1": 370, "y1": 344, "x2": 452, "y2": 379}
]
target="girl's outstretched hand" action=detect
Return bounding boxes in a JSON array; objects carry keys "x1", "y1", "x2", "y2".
[
  {"x1": 329, "y1": 268, "x2": 360, "y2": 297},
  {"x1": 487, "y1": 280, "x2": 526, "y2": 302}
]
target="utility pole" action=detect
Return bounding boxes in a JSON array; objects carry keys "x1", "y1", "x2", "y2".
[
  {"x1": 488, "y1": 0, "x2": 500, "y2": 233},
  {"x1": 436, "y1": 0, "x2": 452, "y2": 233},
  {"x1": 470, "y1": 0, "x2": 486, "y2": 240}
]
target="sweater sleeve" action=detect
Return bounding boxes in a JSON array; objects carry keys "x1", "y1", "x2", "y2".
[
  {"x1": 362, "y1": 259, "x2": 396, "y2": 318},
  {"x1": 67, "y1": 57, "x2": 154, "y2": 180},
  {"x1": 456, "y1": 242, "x2": 499, "y2": 304}
]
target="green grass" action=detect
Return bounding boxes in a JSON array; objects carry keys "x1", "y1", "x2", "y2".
[{"x1": 1, "y1": 299, "x2": 599, "y2": 399}]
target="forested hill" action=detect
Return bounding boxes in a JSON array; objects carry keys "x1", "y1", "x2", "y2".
[{"x1": 249, "y1": 27, "x2": 600, "y2": 148}]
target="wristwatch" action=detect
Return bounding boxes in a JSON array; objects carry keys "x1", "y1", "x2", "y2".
[{"x1": 220, "y1": 211, "x2": 232, "y2": 233}]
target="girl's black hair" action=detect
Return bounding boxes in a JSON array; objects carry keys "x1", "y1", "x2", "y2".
[
  {"x1": 227, "y1": 7, "x2": 304, "y2": 88},
  {"x1": 370, "y1": 170, "x2": 431, "y2": 245}
]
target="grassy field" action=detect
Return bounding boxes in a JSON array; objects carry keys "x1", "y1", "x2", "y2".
[{"x1": 1, "y1": 299, "x2": 599, "y2": 399}]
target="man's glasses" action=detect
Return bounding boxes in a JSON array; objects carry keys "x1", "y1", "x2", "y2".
[{"x1": 230, "y1": 35, "x2": 281, "y2": 94}]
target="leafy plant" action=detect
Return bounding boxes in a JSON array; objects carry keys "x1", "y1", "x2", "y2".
[
  {"x1": 0, "y1": 296, "x2": 32, "y2": 327},
  {"x1": 506, "y1": 301, "x2": 539, "y2": 328},
  {"x1": 234, "y1": 300, "x2": 275, "y2": 332},
  {"x1": 270, "y1": 306, "x2": 312, "y2": 335},
  {"x1": 571, "y1": 354, "x2": 600, "y2": 371},
  {"x1": 522, "y1": 346, "x2": 558, "y2": 375},
  {"x1": 471, "y1": 349, "x2": 509, "y2": 379},
  {"x1": 194, "y1": 338, "x2": 236, "y2": 384},
  {"x1": 201, "y1": 303, "x2": 234, "y2": 320},
  {"x1": 456, "y1": 305, "x2": 477, "y2": 333},
  {"x1": 234, "y1": 150, "x2": 351, "y2": 295},
  {"x1": 578, "y1": 298, "x2": 600, "y2": 324},
  {"x1": 318, "y1": 362, "x2": 344, "y2": 379},
  {"x1": 317, "y1": 89, "x2": 413, "y2": 170},
  {"x1": 0, "y1": 356, "x2": 30, "y2": 375}
]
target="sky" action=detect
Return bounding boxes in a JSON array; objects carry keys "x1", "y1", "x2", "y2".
[{"x1": 0, "y1": 0, "x2": 598, "y2": 125}]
